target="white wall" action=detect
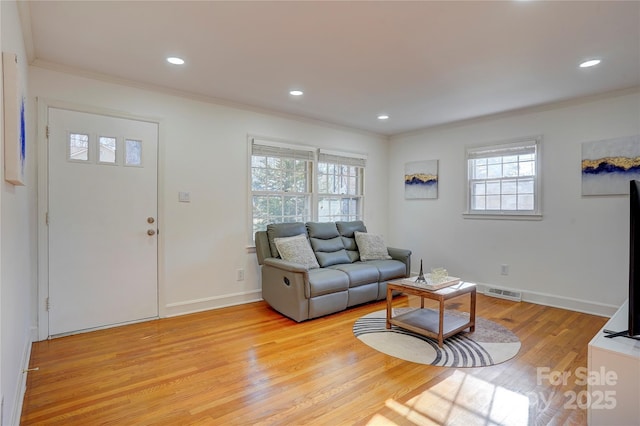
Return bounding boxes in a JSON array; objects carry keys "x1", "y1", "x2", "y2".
[
  {"x1": 29, "y1": 67, "x2": 640, "y2": 323},
  {"x1": 29, "y1": 66, "x2": 390, "y2": 318},
  {"x1": 1, "y1": 1, "x2": 37, "y2": 424},
  {"x1": 390, "y1": 90, "x2": 640, "y2": 316}
]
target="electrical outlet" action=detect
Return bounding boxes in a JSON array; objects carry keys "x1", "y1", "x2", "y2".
[
  {"x1": 501, "y1": 264, "x2": 509, "y2": 275},
  {"x1": 236, "y1": 269, "x2": 245, "y2": 281},
  {"x1": 178, "y1": 191, "x2": 191, "y2": 203}
]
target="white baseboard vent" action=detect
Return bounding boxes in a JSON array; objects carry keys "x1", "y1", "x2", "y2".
[{"x1": 485, "y1": 287, "x2": 522, "y2": 302}]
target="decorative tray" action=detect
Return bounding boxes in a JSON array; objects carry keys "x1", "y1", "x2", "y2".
[{"x1": 396, "y1": 275, "x2": 461, "y2": 291}]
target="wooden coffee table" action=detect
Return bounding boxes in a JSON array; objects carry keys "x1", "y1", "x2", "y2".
[{"x1": 386, "y1": 279, "x2": 476, "y2": 348}]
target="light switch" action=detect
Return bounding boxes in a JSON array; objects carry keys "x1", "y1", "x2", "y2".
[{"x1": 178, "y1": 191, "x2": 191, "y2": 203}]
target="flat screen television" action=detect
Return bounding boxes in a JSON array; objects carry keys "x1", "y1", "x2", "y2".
[{"x1": 606, "y1": 179, "x2": 640, "y2": 340}]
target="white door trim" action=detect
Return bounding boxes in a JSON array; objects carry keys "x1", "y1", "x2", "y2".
[{"x1": 36, "y1": 98, "x2": 166, "y2": 340}]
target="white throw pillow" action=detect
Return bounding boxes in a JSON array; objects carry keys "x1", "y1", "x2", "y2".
[
  {"x1": 274, "y1": 234, "x2": 320, "y2": 269},
  {"x1": 355, "y1": 231, "x2": 392, "y2": 261}
]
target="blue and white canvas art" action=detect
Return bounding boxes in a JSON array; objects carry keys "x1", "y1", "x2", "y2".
[
  {"x1": 2, "y1": 52, "x2": 26, "y2": 186},
  {"x1": 405, "y1": 160, "x2": 438, "y2": 199},
  {"x1": 582, "y1": 135, "x2": 640, "y2": 196}
]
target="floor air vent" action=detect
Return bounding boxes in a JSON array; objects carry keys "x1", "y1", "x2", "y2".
[{"x1": 484, "y1": 287, "x2": 522, "y2": 302}]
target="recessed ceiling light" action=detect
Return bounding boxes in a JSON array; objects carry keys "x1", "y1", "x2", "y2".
[
  {"x1": 377, "y1": 114, "x2": 389, "y2": 120},
  {"x1": 579, "y1": 59, "x2": 601, "y2": 68},
  {"x1": 289, "y1": 90, "x2": 304, "y2": 96},
  {"x1": 166, "y1": 57, "x2": 185, "y2": 65}
]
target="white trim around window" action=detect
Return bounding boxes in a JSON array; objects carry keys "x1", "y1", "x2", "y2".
[
  {"x1": 248, "y1": 137, "x2": 368, "y2": 242},
  {"x1": 249, "y1": 137, "x2": 316, "y2": 240},
  {"x1": 463, "y1": 135, "x2": 543, "y2": 220},
  {"x1": 317, "y1": 149, "x2": 366, "y2": 222}
]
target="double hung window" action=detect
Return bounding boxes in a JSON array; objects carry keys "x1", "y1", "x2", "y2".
[
  {"x1": 250, "y1": 139, "x2": 366, "y2": 238},
  {"x1": 465, "y1": 137, "x2": 542, "y2": 218},
  {"x1": 251, "y1": 140, "x2": 314, "y2": 236},
  {"x1": 317, "y1": 150, "x2": 365, "y2": 222}
]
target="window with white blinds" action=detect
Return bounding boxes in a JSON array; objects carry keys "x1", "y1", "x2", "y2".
[
  {"x1": 251, "y1": 140, "x2": 314, "y2": 236},
  {"x1": 465, "y1": 136, "x2": 542, "y2": 219},
  {"x1": 250, "y1": 139, "x2": 367, "y2": 237},
  {"x1": 317, "y1": 150, "x2": 365, "y2": 222}
]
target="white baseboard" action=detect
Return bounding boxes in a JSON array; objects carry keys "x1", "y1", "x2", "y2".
[
  {"x1": 165, "y1": 284, "x2": 618, "y2": 319},
  {"x1": 474, "y1": 283, "x2": 619, "y2": 318},
  {"x1": 164, "y1": 289, "x2": 263, "y2": 317},
  {"x1": 9, "y1": 332, "x2": 33, "y2": 426}
]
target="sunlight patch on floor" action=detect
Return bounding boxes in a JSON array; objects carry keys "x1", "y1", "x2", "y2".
[{"x1": 368, "y1": 370, "x2": 530, "y2": 425}]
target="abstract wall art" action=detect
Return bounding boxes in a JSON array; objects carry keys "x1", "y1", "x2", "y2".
[
  {"x1": 2, "y1": 52, "x2": 26, "y2": 186},
  {"x1": 405, "y1": 159, "x2": 438, "y2": 199},
  {"x1": 581, "y1": 135, "x2": 640, "y2": 196}
]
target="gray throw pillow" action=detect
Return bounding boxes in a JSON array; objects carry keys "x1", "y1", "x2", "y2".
[
  {"x1": 274, "y1": 234, "x2": 320, "y2": 269},
  {"x1": 354, "y1": 231, "x2": 392, "y2": 261}
]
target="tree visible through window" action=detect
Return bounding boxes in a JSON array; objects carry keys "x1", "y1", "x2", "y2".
[
  {"x1": 466, "y1": 137, "x2": 541, "y2": 218},
  {"x1": 317, "y1": 151, "x2": 365, "y2": 222},
  {"x1": 251, "y1": 141, "x2": 314, "y2": 236},
  {"x1": 250, "y1": 140, "x2": 367, "y2": 239}
]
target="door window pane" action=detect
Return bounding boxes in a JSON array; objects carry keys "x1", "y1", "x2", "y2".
[
  {"x1": 99, "y1": 136, "x2": 117, "y2": 164},
  {"x1": 69, "y1": 133, "x2": 89, "y2": 161},
  {"x1": 125, "y1": 139, "x2": 142, "y2": 166}
]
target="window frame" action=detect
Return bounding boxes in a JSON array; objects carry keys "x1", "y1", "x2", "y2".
[
  {"x1": 248, "y1": 138, "x2": 367, "y2": 242},
  {"x1": 463, "y1": 136, "x2": 542, "y2": 220},
  {"x1": 67, "y1": 132, "x2": 91, "y2": 163},
  {"x1": 249, "y1": 138, "x2": 316, "y2": 239},
  {"x1": 316, "y1": 149, "x2": 366, "y2": 223}
]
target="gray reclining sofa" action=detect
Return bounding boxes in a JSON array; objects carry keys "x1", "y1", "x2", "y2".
[{"x1": 255, "y1": 220, "x2": 412, "y2": 322}]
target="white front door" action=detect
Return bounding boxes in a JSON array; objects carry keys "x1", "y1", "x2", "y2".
[{"x1": 47, "y1": 107, "x2": 158, "y2": 336}]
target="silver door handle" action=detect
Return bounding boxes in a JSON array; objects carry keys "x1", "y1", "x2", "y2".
[{"x1": 147, "y1": 229, "x2": 156, "y2": 236}]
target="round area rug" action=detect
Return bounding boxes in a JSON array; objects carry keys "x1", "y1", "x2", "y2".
[{"x1": 353, "y1": 308, "x2": 520, "y2": 367}]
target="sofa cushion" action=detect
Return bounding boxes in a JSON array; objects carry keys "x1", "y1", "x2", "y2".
[
  {"x1": 328, "y1": 262, "x2": 379, "y2": 287},
  {"x1": 308, "y1": 268, "x2": 349, "y2": 297},
  {"x1": 274, "y1": 234, "x2": 320, "y2": 269},
  {"x1": 355, "y1": 231, "x2": 392, "y2": 261},
  {"x1": 307, "y1": 222, "x2": 351, "y2": 267},
  {"x1": 267, "y1": 222, "x2": 308, "y2": 258},
  {"x1": 311, "y1": 235, "x2": 345, "y2": 253},
  {"x1": 307, "y1": 221, "x2": 341, "y2": 237},
  {"x1": 336, "y1": 221, "x2": 367, "y2": 262},
  {"x1": 315, "y1": 249, "x2": 351, "y2": 267},
  {"x1": 362, "y1": 259, "x2": 407, "y2": 281}
]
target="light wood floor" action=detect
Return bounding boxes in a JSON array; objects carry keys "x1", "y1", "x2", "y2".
[{"x1": 21, "y1": 294, "x2": 607, "y2": 425}]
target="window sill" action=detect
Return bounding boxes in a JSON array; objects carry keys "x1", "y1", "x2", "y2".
[{"x1": 462, "y1": 212, "x2": 543, "y2": 221}]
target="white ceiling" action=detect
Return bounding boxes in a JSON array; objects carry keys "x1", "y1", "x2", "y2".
[{"x1": 22, "y1": 1, "x2": 640, "y2": 136}]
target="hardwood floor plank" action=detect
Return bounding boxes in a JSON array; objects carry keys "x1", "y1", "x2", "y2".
[{"x1": 21, "y1": 294, "x2": 607, "y2": 425}]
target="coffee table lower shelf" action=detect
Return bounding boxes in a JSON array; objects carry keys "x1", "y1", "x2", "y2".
[{"x1": 388, "y1": 309, "x2": 472, "y2": 348}]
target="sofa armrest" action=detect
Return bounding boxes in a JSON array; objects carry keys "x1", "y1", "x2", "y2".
[
  {"x1": 255, "y1": 230, "x2": 272, "y2": 265},
  {"x1": 261, "y1": 258, "x2": 311, "y2": 321},
  {"x1": 263, "y1": 257, "x2": 310, "y2": 274},
  {"x1": 262, "y1": 258, "x2": 310, "y2": 299},
  {"x1": 387, "y1": 247, "x2": 412, "y2": 277}
]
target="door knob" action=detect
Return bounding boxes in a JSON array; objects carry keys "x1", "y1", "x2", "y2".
[{"x1": 147, "y1": 229, "x2": 156, "y2": 236}]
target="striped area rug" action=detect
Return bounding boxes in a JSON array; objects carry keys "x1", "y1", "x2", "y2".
[{"x1": 353, "y1": 308, "x2": 520, "y2": 367}]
